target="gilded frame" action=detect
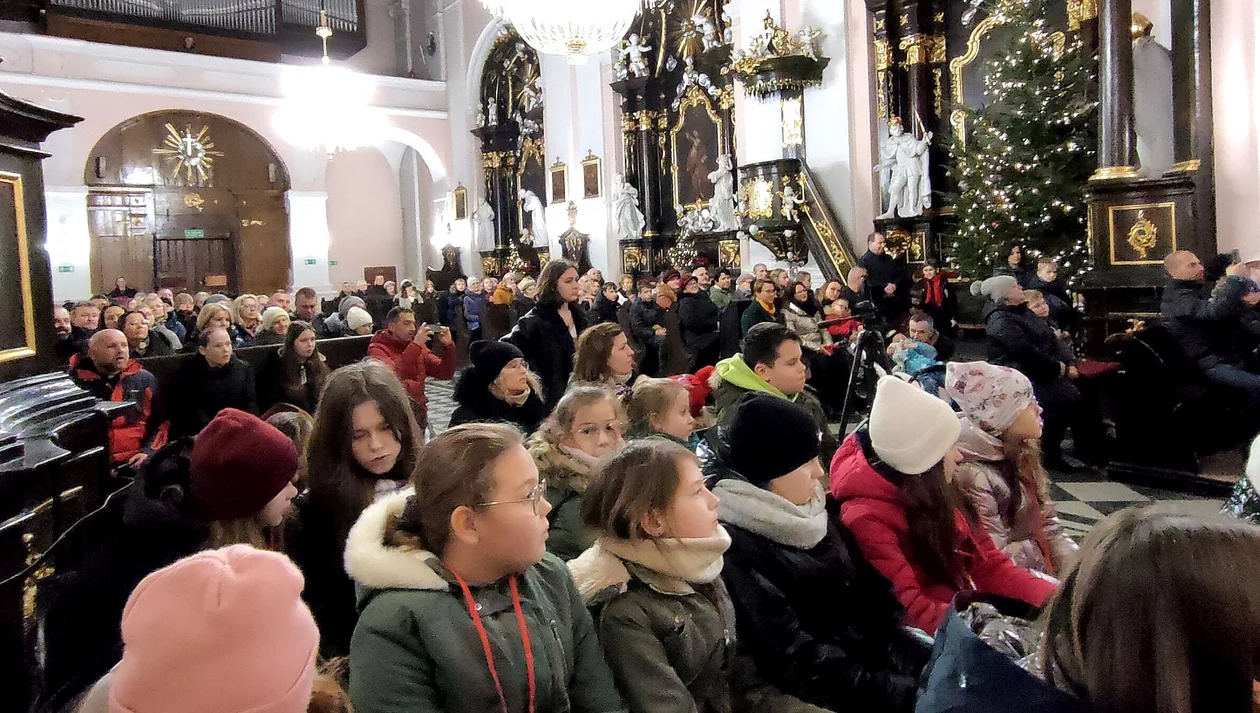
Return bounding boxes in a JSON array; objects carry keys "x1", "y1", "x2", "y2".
[
  {"x1": 516, "y1": 136, "x2": 546, "y2": 226},
  {"x1": 453, "y1": 184, "x2": 468, "y2": 220},
  {"x1": 581, "y1": 152, "x2": 602, "y2": 199},
  {"x1": 0, "y1": 171, "x2": 37, "y2": 364},
  {"x1": 1108, "y1": 202, "x2": 1176, "y2": 266},
  {"x1": 549, "y1": 160, "x2": 568, "y2": 204},
  {"x1": 671, "y1": 86, "x2": 725, "y2": 214}
]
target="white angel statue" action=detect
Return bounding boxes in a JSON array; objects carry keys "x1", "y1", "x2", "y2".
[{"x1": 611, "y1": 175, "x2": 646, "y2": 239}]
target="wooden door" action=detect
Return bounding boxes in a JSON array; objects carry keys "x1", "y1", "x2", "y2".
[{"x1": 88, "y1": 190, "x2": 152, "y2": 294}]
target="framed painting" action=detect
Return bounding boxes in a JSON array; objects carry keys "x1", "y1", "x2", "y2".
[
  {"x1": 550, "y1": 159, "x2": 568, "y2": 204},
  {"x1": 671, "y1": 88, "x2": 723, "y2": 212},
  {"x1": 453, "y1": 184, "x2": 468, "y2": 220},
  {"x1": 581, "y1": 152, "x2": 602, "y2": 199}
]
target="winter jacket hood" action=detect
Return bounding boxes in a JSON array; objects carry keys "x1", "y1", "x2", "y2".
[
  {"x1": 828, "y1": 431, "x2": 901, "y2": 504},
  {"x1": 955, "y1": 417, "x2": 1005, "y2": 463},
  {"x1": 711, "y1": 354, "x2": 793, "y2": 401},
  {"x1": 344, "y1": 489, "x2": 448, "y2": 596},
  {"x1": 449, "y1": 369, "x2": 548, "y2": 434}
]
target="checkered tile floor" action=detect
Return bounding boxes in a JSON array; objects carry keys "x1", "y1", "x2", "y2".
[{"x1": 425, "y1": 378, "x2": 1225, "y2": 539}]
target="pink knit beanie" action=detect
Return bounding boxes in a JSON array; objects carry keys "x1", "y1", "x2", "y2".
[{"x1": 109, "y1": 545, "x2": 319, "y2": 713}]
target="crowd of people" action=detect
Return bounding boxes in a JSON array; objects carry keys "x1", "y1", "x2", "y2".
[{"x1": 39, "y1": 244, "x2": 1260, "y2": 713}]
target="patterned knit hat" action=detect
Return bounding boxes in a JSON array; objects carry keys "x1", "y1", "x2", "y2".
[{"x1": 945, "y1": 361, "x2": 1036, "y2": 434}]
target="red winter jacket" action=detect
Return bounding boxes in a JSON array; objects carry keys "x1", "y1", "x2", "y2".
[
  {"x1": 829, "y1": 432, "x2": 1057, "y2": 634},
  {"x1": 366, "y1": 330, "x2": 456, "y2": 426},
  {"x1": 69, "y1": 354, "x2": 168, "y2": 465}
]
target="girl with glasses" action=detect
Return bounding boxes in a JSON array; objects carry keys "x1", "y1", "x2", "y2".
[
  {"x1": 527, "y1": 386, "x2": 626, "y2": 561},
  {"x1": 345, "y1": 423, "x2": 624, "y2": 713}
]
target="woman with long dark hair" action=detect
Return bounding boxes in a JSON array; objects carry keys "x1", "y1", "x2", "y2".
[
  {"x1": 259, "y1": 321, "x2": 329, "y2": 414},
  {"x1": 920, "y1": 504, "x2": 1260, "y2": 713},
  {"x1": 503, "y1": 259, "x2": 589, "y2": 410},
  {"x1": 283, "y1": 360, "x2": 420, "y2": 658},
  {"x1": 829, "y1": 376, "x2": 1056, "y2": 635}
]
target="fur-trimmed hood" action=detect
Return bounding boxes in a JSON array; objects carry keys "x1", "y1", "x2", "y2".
[
  {"x1": 343, "y1": 488, "x2": 449, "y2": 594},
  {"x1": 527, "y1": 435, "x2": 597, "y2": 493}
]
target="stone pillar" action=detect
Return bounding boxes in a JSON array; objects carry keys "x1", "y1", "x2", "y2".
[
  {"x1": 1170, "y1": 0, "x2": 1215, "y2": 246},
  {"x1": 1091, "y1": 0, "x2": 1138, "y2": 179},
  {"x1": 287, "y1": 191, "x2": 333, "y2": 294},
  {"x1": 473, "y1": 122, "x2": 522, "y2": 263}
]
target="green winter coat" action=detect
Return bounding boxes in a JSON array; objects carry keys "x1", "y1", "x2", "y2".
[
  {"x1": 708, "y1": 356, "x2": 839, "y2": 467},
  {"x1": 567, "y1": 543, "x2": 829, "y2": 713},
  {"x1": 345, "y1": 490, "x2": 626, "y2": 713},
  {"x1": 529, "y1": 436, "x2": 598, "y2": 561}
]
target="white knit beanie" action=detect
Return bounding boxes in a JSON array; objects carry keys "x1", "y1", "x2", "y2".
[
  {"x1": 1246, "y1": 433, "x2": 1260, "y2": 492},
  {"x1": 346, "y1": 306, "x2": 373, "y2": 332},
  {"x1": 868, "y1": 376, "x2": 962, "y2": 475},
  {"x1": 970, "y1": 275, "x2": 1018, "y2": 303}
]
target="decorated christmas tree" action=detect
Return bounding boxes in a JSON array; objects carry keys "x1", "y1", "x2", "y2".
[{"x1": 948, "y1": 0, "x2": 1098, "y2": 285}]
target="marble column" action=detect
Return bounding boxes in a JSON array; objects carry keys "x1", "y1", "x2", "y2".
[
  {"x1": 1092, "y1": 0, "x2": 1138, "y2": 179},
  {"x1": 1171, "y1": 0, "x2": 1214, "y2": 246}
]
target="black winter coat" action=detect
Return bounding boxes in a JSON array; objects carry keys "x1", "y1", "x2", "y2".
[
  {"x1": 679, "y1": 291, "x2": 720, "y2": 351},
  {"x1": 257, "y1": 348, "x2": 322, "y2": 414},
  {"x1": 502, "y1": 301, "x2": 589, "y2": 411},
  {"x1": 593, "y1": 294, "x2": 621, "y2": 324},
  {"x1": 167, "y1": 355, "x2": 258, "y2": 437},
  {"x1": 38, "y1": 440, "x2": 206, "y2": 708},
  {"x1": 983, "y1": 303, "x2": 1074, "y2": 384},
  {"x1": 629, "y1": 301, "x2": 665, "y2": 347},
  {"x1": 860, "y1": 250, "x2": 911, "y2": 317},
  {"x1": 721, "y1": 508, "x2": 930, "y2": 713},
  {"x1": 448, "y1": 368, "x2": 549, "y2": 435},
  {"x1": 916, "y1": 604, "x2": 1087, "y2": 713},
  {"x1": 284, "y1": 494, "x2": 358, "y2": 660},
  {"x1": 1161, "y1": 276, "x2": 1248, "y2": 367}
]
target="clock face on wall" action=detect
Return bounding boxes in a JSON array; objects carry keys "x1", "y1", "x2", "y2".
[{"x1": 153, "y1": 123, "x2": 224, "y2": 183}]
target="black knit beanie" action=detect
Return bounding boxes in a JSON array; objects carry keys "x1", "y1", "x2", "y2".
[
  {"x1": 470, "y1": 340, "x2": 524, "y2": 380},
  {"x1": 725, "y1": 392, "x2": 822, "y2": 487}
]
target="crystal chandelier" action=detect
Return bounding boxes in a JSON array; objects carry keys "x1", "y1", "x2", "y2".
[
  {"x1": 480, "y1": 0, "x2": 642, "y2": 64},
  {"x1": 275, "y1": 7, "x2": 386, "y2": 155}
]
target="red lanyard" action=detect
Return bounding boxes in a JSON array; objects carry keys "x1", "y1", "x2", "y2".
[{"x1": 452, "y1": 572, "x2": 536, "y2": 713}]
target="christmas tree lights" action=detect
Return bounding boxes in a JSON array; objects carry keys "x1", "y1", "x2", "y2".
[{"x1": 948, "y1": 0, "x2": 1098, "y2": 285}]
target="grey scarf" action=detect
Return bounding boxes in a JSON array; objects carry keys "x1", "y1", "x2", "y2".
[{"x1": 713, "y1": 479, "x2": 828, "y2": 549}]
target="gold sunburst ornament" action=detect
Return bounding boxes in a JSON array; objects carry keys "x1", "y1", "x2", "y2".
[
  {"x1": 1127, "y1": 211, "x2": 1158, "y2": 260},
  {"x1": 153, "y1": 123, "x2": 224, "y2": 183}
]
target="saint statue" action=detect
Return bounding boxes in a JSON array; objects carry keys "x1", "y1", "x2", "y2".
[
  {"x1": 473, "y1": 198, "x2": 495, "y2": 252},
  {"x1": 707, "y1": 154, "x2": 738, "y2": 230},
  {"x1": 1133, "y1": 12, "x2": 1175, "y2": 176},
  {"x1": 518, "y1": 189, "x2": 549, "y2": 248},
  {"x1": 611, "y1": 175, "x2": 646, "y2": 240},
  {"x1": 874, "y1": 117, "x2": 932, "y2": 219}
]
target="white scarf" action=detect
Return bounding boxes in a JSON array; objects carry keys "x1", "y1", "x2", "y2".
[
  {"x1": 602, "y1": 527, "x2": 730, "y2": 588},
  {"x1": 713, "y1": 479, "x2": 828, "y2": 549}
]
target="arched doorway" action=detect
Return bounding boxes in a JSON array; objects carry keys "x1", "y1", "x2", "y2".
[{"x1": 84, "y1": 110, "x2": 292, "y2": 295}]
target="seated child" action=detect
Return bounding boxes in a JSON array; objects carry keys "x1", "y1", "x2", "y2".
[{"x1": 886, "y1": 332, "x2": 945, "y2": 396}]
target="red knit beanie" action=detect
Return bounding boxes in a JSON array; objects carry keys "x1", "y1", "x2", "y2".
[{"x1": 189, "y1": 409, "x2": 300, "y2": 521}]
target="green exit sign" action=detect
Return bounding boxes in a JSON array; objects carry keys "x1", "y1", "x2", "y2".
[
  {"x1": 57, "y1": 265, "x2": 74, "y2": 273},
  {"x1": 329, "y1": 260, "x2": 339, "y2": 266},
  {"x1": 304, "y1": 258, "x2": 317, "y2": 265},
  {"x1": 184, "y1": 229, "x2": 205, "y2": 239}
]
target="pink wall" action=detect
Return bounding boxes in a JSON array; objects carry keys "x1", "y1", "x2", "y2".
[
  {"x1": 1212, "y1": 1, "x2": 1260, "y2": 258},
  {"x1": 325, "y1": 147, "x2": 406, "y2": 283}
]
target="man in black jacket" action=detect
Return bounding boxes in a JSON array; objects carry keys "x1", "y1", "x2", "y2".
[
  {"x1": 628, "y1": 283, "x2": 665, "y2": 376},
  {"x1": 859, "y1": 232, "x2": 911, "y2": 325},
  {"x1": 678, "y1": 277, "x2": 721, "y2": 368},
  {"x1": 1161, "y1": 250, "x2": 1260, "y2": 403}
]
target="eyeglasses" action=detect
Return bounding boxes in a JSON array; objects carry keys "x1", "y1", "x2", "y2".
[
  {"x1": 476, "y1": 480, "x2": 549, "y2": 516},
  {"x1": 574, "y1": 421, "x2": 624, "y2": 440}
]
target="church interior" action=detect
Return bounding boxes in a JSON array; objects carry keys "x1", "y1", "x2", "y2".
[{"x1": 3, "y1": 0, "x2": 1260, "y2": 710}]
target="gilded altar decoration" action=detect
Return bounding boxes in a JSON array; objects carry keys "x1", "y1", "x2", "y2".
[
  {"x1": 779, "y1": 177, "x2": 806, "y2": 221},
  {"x1": 481, "y1": 255, "x2": 502, "y2": 277},
  {"x1": 1067, "y1": 0, "x2": 1099, "y2": 31},
  {"x1": 153, "y1": 123, "x2": 223, "y2": 183},
  {"x1": 782, "y1": 97, "x2": 804, "y2": 149},
  {"x1": 730, "y1": 12, "x2": 829, "y2": 100},
  {"x1": 241, "y1": 218, "x2": 265, "y2": 227},
  {"x1": 717, "y1": 239, "x2": 740, "y2": 269},
  {"x1": 183, "y1": 192, "x2": 205, "y2": 212},
  {"x1": 621, "y1": 245, "x2": 646, "y2": 275},
  {"x1": 671, "y1": 86, "x2": 725, "y2": 212},
  {"x1": 1126, "y1": 211, "x2": 1158, "y2": 260},
  {"x1": 738, "y1": 178, "x2": 775, "y2": 220}
]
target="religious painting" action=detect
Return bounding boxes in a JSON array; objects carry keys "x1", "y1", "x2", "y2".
[
  {"x1": 717, "y1": 239, "x2": 740, "y2": 270},
  {"x1": 581, "y1": 153, "x2": 602, "y2": 199},
  {"x1": 549, "y1": 160, "x2": 567, "y2": 204},
  {"x1": 453, "y1": 184, "x2": 468, "y2": 220},
  {"x1": 672, "y1": 88, "x2": 723, "y2": 212}
]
